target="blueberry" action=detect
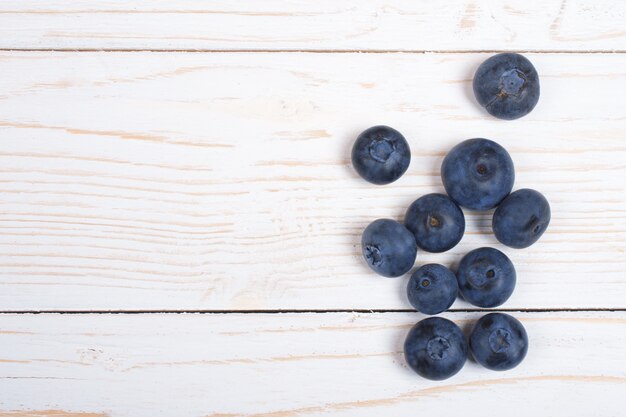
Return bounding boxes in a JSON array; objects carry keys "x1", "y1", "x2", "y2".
[
  {"x1": 405, "y1": 193, "x2": 465, "y2": 253},
  {"x1": 361, "y1": 219, "x2": 417, "y2": 277},
  {"x1": 404, "y1": 317, "x2": 467, "y2": 380},
  {"x1": 473, "y1": 53, "x2": 540, "y2": 120},
  {"x1": 493, "y1": 188, "x2": 551, "y2": 249},
  {"x1": 441, "y1": 138, "x2": 515, "y2": 211},
  {"x1": 351, "y1": 125, "x2": 411, "y2": 185},
  {"x1": 470, "y1": 313, "x2": 528, "y2": 371},
  {"x1": 456, "y1": 247, "x2": 516, "y2": 308},
  {"x1": 407, "y1": 264, "x2": 458, "y2": 315}
]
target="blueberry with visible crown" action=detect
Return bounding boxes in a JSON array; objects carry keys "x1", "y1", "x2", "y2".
[
  {"x1": 473, "y1": 53, "x2": 540, "y2": 120},
  {"x1": 404, "y1": 317, "x2": 467, "y2": 380},
  {"x1": 361, "y1": 219, "x2": 417, "y2": 277},
  {"x1": 351, "y1": 125, "x2": 411, "y2": 185},
  {"x1": 470, "y1": 313, "x2": 529, "y2": 371}
]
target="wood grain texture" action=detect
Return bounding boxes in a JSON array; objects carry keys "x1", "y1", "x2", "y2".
[
  {"x1": 0, "y1": 1, "x2": 625, "y2": 51},
  {"x1": 0, "y1": 51, "x2": 625, "y2": 311},
  {"x1": 0, "y1": 311, "x2": 624, "y2": 416}
]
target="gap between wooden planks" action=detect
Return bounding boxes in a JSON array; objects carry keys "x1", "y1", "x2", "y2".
[
  {"x1": 0, "y1": 311, "x2": 624, "y2": 417},
  {"x1": 0, "y1": 0, "x2": 624, "y2": 51},
  {"x1": 0, "y1": 51, "x2": 624, "y2": 311}
]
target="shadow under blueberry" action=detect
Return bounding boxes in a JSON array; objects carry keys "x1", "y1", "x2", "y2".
[
  {"x1": 395, "y1": 271, "x2": 413, "y2": 308},
  {"x1": 459, "y1": 318, "x2": 478, "y2": 364},
  {"x1": 428, "y1": 152, "x2": 448, "y2": 193},
  {"x1": 350, "y1": 220, "x2": 376, "y2": 276},
  {"x1": 393, "y1": 316, "x2": 423, "y2": 377},
  {"x1": 463, "y1": 56, "x2": 491, "y2": 119},
  {"x1": 342, "y1": 126, "x2": 369, "y2": 182}
]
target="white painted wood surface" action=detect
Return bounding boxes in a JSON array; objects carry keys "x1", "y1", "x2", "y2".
[
  {"x1": 1, "y1": 2, "x2": 625, "y2": 416},
  {"x1": 0, "y1": 312, "x2": 624, "y2": 417},
  {"x1": 0, "y1": 1, "x2": 625, "y2": 51},
  {"x1": 0, "y1": 52, "x2": 624, "y2": 310}
]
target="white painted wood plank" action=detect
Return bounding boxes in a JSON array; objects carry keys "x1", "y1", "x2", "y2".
[
  {"x1": 0, "y1": 1, "x2": 624, "y2": 51},
  {"x1": 0, "y1": 52, "x2": 624, "y2": 310},
  {"x1": 0, "y1": 311, "x2": 624, "y2": 416}
]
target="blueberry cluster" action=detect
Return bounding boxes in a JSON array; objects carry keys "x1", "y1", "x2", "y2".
[{"x1": 352, "y1": 53, "x2": 548, "y2": 380}]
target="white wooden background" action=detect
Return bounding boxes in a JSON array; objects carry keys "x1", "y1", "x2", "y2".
[{"x1": 0, "y1": 1, "x2": 625, "y2": 416}]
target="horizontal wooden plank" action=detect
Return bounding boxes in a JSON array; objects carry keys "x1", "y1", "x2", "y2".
[
  {"x1": 0, "y1": 52, "x2": 625, "y2": 311},
  {"x1": 0, "y1": 311, "x2": 624, "y2": 416},
  {"x1": 0, "y1": 1, "x2": 625, "y2": 51}
]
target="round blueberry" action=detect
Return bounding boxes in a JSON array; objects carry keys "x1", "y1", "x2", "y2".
[
  {"x1": 407, "y1": 264, "x2": 458, "y2": 315},
  {"x1": 351, "y1": 125, "x2": 411, "y2": 185},
  {"x1": 456, "y1": 247, "x2": 516, "y2": 308},
  {"x1": 470, "y1": 313, "x2": 528, "y2": 371},
  {"x1": 473, "y1": 53, "x2": 540, "y2": 120},
  {"x1": 405, "y1": 193, "x2": 465, "y2": 253},
  {"x1": 404, "y1": 317, "x2": 467, "y2": 380},
  {"x1": 493, "y1": 188, "x2": 551, "y2": 249},
  {"x1": 441, "y1": 138, "x2": 515, "y2": 211},
  {"x1": 361, "y1": 219, "x2": 417, "y2": 278}
]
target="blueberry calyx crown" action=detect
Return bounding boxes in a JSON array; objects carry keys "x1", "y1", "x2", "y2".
[
  {"x1": 499, "y1": 69, "x2": 527, "y2": 97},
  {"x1": 488, "y1": 328, "x2": 512, "y2": 353},
  {"x1": 368, "y1": 138, "x2": 396, "y2": 163},
  {"x1": 427, "y1": 336, "x2": 451, "y2": 360},
  {"x1": 364, "y1": 245, "x2": 382, "y2": 266}
]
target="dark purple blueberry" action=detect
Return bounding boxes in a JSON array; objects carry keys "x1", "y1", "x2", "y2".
[
  {"x1": 470, "y1": 313, "x2": 528, "y2": 371},
  {"x1": 405, "y1": 193, "x2": 465, "y2": 253},
  {"x1": 407, "y1": 264, "x2": 458, "y2": 315},
  {"x1": 473, "y1": 53, "x2": 540, "y2": 120},
  {"x1": 404, "y1": 317, "x2": 467, "y2": 380},
  {"x1": 493, "y1": 188, "x2": 551, "y2": 249},
  {"x1": 441, "y1": 138, "x2": 515, "y2": 211},
  {"x1": 351, "y1": 125, "x2": 411, "y2": 185},
  {"x1": 361, "y1": 219, "x2": 417, "y2": 277},
  {"x1": 456, "y1": 247, "x2": 516, "y2": 308}
]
